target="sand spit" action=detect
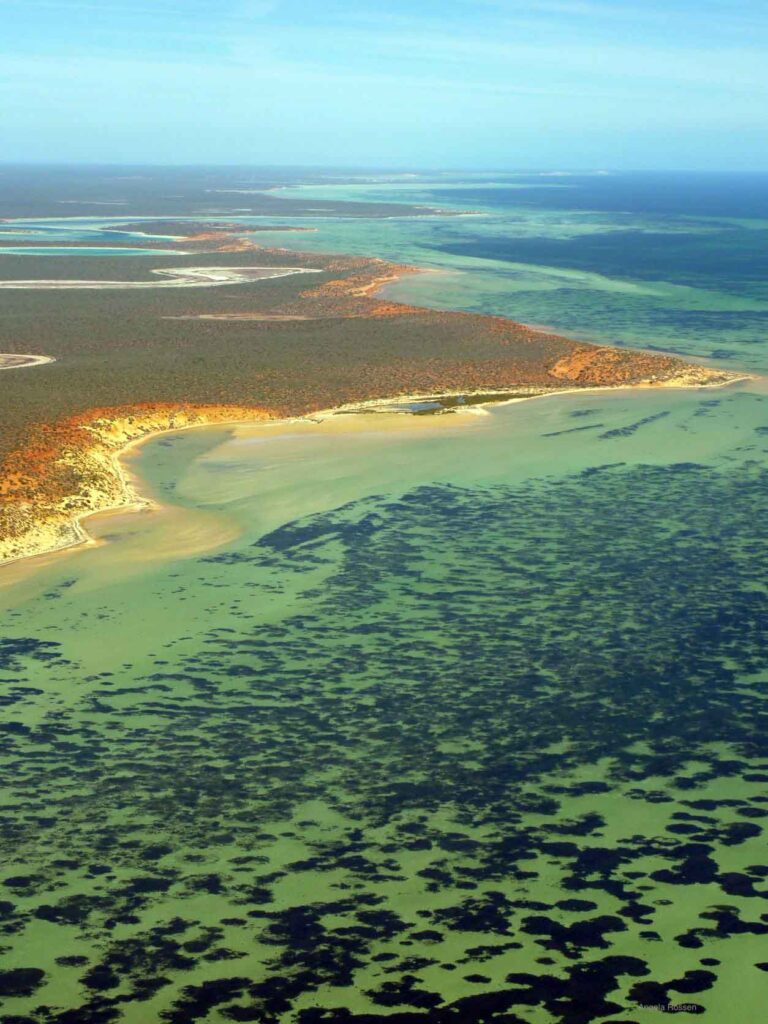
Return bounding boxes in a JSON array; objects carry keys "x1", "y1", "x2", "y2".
[
  {"x1": 0, "y1": 266, "x2": 321, "y2": 290},
  {"x1": 0, "y1": 353, "x2": 55, "y2": 370},
  {"x1": 312, "y1": 369, "x2": 750, "y2": 419}
]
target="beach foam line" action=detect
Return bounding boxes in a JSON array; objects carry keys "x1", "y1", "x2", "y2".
[{"x1": 0, "y1": 266, "x2": 321, "y2": 290}]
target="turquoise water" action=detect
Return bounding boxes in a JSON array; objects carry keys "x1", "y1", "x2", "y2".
[
  {"x1": 0, "y1": 218, "x2": 182, "y2": 242},
  {"x1": 1, "y1": 174, "x2": 768, "y2": 1022},
  {"x1": 247, "y1": 173, "x2": 768, "y2": 375}
]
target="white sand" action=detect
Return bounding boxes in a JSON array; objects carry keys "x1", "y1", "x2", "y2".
[
  {"x1": 0, "y1": 266, "x2": 321, "y2": 290},
  {"x1": 0, "y1": 353, "x2": 55, "y2": 370}
]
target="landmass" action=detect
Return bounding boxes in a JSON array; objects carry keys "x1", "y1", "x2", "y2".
[
  {"x1": 0, "y1": 219, "x2": 741, "y2": 565},
  {"x1": 0, "y1": 165, "x2": 473, "y2": 219}
]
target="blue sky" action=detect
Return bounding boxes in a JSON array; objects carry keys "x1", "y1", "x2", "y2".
[{"x1": 1, "y1": 0, "x2": 767, "y2": 168}]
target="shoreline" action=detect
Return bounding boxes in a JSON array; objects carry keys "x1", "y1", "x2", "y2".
[
  {"x1": 0, "y1": 220, "x2": 751, "y2": 571},
  {"x1": 0, "y1": 371, "x2": 753, "y2": 573},
  {"x1": 311, "y1": 370, "x2": 754, "y2": 417}
]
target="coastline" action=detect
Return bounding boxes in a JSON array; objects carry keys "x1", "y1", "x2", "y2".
[
  {"x1": 3, "y1": 176, "x2": 768, "y2": 1024},
  {"x1": 0, "y1": 404, "x2": 278, "y2": 569},
  {"x1": 0, "y1": 221, "x2": 749, "y2": 570},
  {"x1": 312, "y1": 370, "x2": 753, "y2": 417},
  {"x1": 0, "y1": 370, "x2": 752, "y2": 573}
]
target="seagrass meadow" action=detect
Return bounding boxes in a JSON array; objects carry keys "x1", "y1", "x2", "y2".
[
  {"x1": 0, "y1": 215, "x2": 705, "y2": 564},
  {"x1": 2, "y1": 384, "x2": 768, "y2": 1022},
  {"x1": 1, "y1": 169, "x2": 767, "y2": 1023}
]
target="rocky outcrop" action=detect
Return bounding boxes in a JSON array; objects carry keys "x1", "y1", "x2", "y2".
[{"x1": 548, "y1": 346, "x2": 734, "y2": 388}]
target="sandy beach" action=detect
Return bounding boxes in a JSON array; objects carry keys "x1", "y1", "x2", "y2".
[
  {"x1": 0, "y1": 222, "x2": 748, "y2": 572},
  {"x1": 0, "y1": 369, "x2": 752, "y2": 577}
]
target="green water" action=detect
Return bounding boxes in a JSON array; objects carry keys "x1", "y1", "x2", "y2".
[
  {"x1": 2, "y1": 176, "x2": 768, "y2": 1021},
  {"x1": 2, "y1": 384, "x2": 768, "y2": 1022},
  {"x1": 243, "y1": 175, "x2": 768, "y2": 376}
]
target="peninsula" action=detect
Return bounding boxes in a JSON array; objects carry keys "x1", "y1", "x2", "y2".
[{"x1": 0, "y1": 220, "x2": 738, "y2": 565}]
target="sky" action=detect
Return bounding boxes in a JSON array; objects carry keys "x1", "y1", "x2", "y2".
[{"x1": 1, "y1": 0, "x2": 767, "y2": 169}]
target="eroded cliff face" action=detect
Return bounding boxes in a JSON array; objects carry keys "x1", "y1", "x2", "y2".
[{"x1": 0, "y1": 404, "x2": 275, "y2": 565}]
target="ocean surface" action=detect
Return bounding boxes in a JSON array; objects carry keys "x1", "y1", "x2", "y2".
[{"x1": 2, "y1": 173, "x2": 768, "y2": 1022}]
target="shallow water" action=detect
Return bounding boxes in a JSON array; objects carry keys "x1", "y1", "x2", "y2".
[
  {"x1": 0, "y1": 247, "x2": 181, "y2": 256},
  {"x1": 251, "y1": 173, "x2": 768, "y2": 376},
  {"x1": 1, "y1": 175, "x2": 768, "y2": 1021}
]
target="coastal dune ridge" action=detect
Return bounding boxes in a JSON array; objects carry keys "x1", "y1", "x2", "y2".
[{"x1": 0, "y1": 220, "x2": 745, "y2": 567}]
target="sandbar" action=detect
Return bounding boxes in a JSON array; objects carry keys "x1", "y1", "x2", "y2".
[{"x1": 0, "y1": 353, "x2": 55, "y2": 370}]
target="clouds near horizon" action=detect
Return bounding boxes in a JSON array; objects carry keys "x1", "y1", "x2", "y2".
[{"x1": 1, "y1": 0, "x2": 766, "y2": 167}]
